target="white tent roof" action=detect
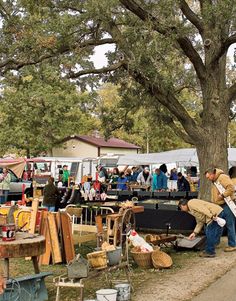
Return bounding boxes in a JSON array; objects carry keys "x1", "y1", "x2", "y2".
[{"x1": 117, "y1": 148, "x2": 236, "y2": 167}]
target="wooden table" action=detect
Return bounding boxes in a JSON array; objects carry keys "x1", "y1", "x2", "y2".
[{"x1": 0, "y1": 232, "x2": 45, "y2": 279}]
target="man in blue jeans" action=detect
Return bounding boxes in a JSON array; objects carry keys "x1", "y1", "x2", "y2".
[
  {"x1": 179, "y1": 198, "x2": 226, "y2": 257},
  {"x1": 205, "y1": 168, "x2": 236, "y2": 252}
]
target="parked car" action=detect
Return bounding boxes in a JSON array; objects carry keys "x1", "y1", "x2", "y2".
[{"x1": 0, "y1": 167, "x2": 32, "y2": 200}]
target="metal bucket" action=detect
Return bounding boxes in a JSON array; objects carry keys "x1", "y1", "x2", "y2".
[
  {"x1": 96, "y1": 289, "x2": 117, "y2": 301},
  {"x1": 107, "y1": 247, "x2": 122, "y2": 266},
  {"x1": 2, "y1": 223, "x2": 16, "y2": 241},
  {"x1": 114, "y1": 283, "x2": 131, "y2": 301}
]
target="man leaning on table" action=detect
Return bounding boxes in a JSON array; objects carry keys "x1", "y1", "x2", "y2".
[{"x1": 205, "y1": 167, "x2": 236, "y2": 252}]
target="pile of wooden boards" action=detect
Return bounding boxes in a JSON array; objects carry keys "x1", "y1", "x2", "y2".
[{"x1": 39, "y1": 211, "x2": 75, "y2": 265}]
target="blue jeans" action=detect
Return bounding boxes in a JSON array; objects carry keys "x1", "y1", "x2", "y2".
[
  {"x1": 221, "y1": 203, "x2": 236, "y2": 247},
  {"x1": 205, "y1": 211, "x2": 225, "y2": 254},
  {"x1": 45, "y1": 205, "x2": 55, "y2": 212},
  {"x1": 0, "y1": 190, "x2": 9, "y2": 204}
]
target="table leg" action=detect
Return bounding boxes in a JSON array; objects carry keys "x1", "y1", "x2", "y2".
[
  {"x1": 32, "y1": 256, "x2": 40, "y2": 274},
  {"x1": 3, "y1": 258, "x2": 9, "y2": 279}
]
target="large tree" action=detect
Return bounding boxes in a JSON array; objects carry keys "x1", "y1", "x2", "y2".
[
  {"x1": 0, "y1": 1, "x2": 235, "y2": 197},
  {"x1": 0, "y1": 64, "x2": 97, "y2": 157}
]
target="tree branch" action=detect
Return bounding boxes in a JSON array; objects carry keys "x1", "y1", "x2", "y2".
[
  {"x1": 123, "y1": 63, "x2": 204, "y2": 141},
  {"x1": 119, "y1": 0, "x2": 168, "y2": 35},
  {"x1": 179, "y1": 0, "x2": 204, "y2": 34},
  {"x1": 119, "y1": 0, "x2": 207, "y2": 82},
  {"x1": 212, "y1": 33, "x2": 236, "y2": 63},
  {"x1": 68, "y1": 61, "x2": 125, "y2": 78},
  {"x1": 166, "y1": 116, "x2": 194, "y2": 144},
  {"x1": 176, "y1": 36, "x2": 206, "y2": 81},
  {"x1": 0, "y1": 37, "x2": 115, "y2": 74}
]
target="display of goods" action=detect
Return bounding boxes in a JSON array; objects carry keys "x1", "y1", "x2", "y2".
[
  {"x1": 151, "y1": 249, "x2": 173, "y2": 269},
  {"x1": 87, "y1": 250, "x2": 107, "y2": 269},
  {"x1": 145, "y1": 234, "x2": 176, "y2": 245},
  {"x1": 130, "y1": 247, "x2": 153, "y2": 268}
]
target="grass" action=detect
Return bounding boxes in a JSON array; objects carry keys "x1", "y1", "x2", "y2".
[{"x1": 8, "y1": 242, "x2": 200, "y2": 301}]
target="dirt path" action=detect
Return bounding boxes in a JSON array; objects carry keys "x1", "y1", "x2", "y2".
[{"x1": 132, "y1": 238, "x2": 236, "y2": 301}]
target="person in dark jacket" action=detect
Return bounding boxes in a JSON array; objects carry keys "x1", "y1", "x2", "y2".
[
  {"x1": 177, "y1": 172, "x2": 190, "y2": 192},
  {"x1": 43, "y1": 176, "x2": 60, "y2": 212}
]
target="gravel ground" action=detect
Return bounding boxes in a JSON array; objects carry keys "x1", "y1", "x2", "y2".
[{"x1": 132, "y1": 237, "x2": 236, "y2": 301}]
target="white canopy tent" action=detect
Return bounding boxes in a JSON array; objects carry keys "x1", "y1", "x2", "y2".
[{"x1": 117, "y1": 148, "x2": 236, "y2": 168}]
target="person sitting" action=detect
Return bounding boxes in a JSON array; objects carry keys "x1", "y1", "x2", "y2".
[
  {"x1": 152, "y1": 168, "x2": 168, "y2": 191},
  {"x1": 177, "y1": 172, "x2": 190, "y2": 192},
  {"x1": 117, "y1": 172, "x2": 128, "y2": 190},
  {"x1": 43, "y1": 176, "x2": 60, "y2": 212},
  {"x1": 178, "y1": 198, "x2": 226, "y2": 257}
]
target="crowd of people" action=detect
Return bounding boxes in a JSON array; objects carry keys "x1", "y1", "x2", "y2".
[
  {"x1": 90, "y1": 164, "x2": 199, "y2": 193},
  {"x1": 40, "y1": 164, "x2": 200, "y2": 209}
]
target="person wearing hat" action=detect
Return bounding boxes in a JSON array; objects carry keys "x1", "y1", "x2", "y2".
[
  {"x1": 178, "y1": 198, "x2": 226, "y2": 257},
  {"x1": 137, "y1": 167, "x2": 153, "y2": 187}
]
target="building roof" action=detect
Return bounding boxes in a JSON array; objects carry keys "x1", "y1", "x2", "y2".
[{"x1": 61, "y1": 135, "x2": 140, "y2": 149}]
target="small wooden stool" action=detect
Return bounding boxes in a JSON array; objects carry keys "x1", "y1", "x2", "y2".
[
  {"x1": 54, "y1": 275, "x2": 84, "y2": 301},
  {"x1": 106, "y1": 213, "x2": 122, "y2": 246}
]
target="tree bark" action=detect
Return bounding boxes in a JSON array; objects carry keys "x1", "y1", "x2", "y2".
[{"x1": 196, "y1": 114, "x2": 229, "y2": 200}]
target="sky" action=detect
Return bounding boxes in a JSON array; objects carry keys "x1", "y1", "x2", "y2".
[
  {"x1": 90, "y1": 44, "x2": 116, "y2": 69},
  {"x1": 91, "y1": 44, "x2": 235, "y2": 68}
]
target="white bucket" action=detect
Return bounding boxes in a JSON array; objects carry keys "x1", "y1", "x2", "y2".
[
  {"x1": 96, "y1": 289, "x2": 117, "y2": 301},
  {"x1": 114, "y1": 283, "x2": 131, "y2": 301}
]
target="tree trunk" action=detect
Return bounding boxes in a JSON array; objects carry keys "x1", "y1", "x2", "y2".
[{"x1": 196, "y1": 120, "x2": 229, "y2": 201}]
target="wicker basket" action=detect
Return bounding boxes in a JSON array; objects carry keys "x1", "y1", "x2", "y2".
[
  {"x1": 151, "y1": 250, "x2": 173, "y2": 269},
  {"x1": 131, "y1": 248, "x2": 153, "y2": 268},
  {"x1": 145, "y1": 234, "x2": 160, "y2": 243},
  {"x1": 87, "y1": 250, "x2": 107, "y2": 269}
]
